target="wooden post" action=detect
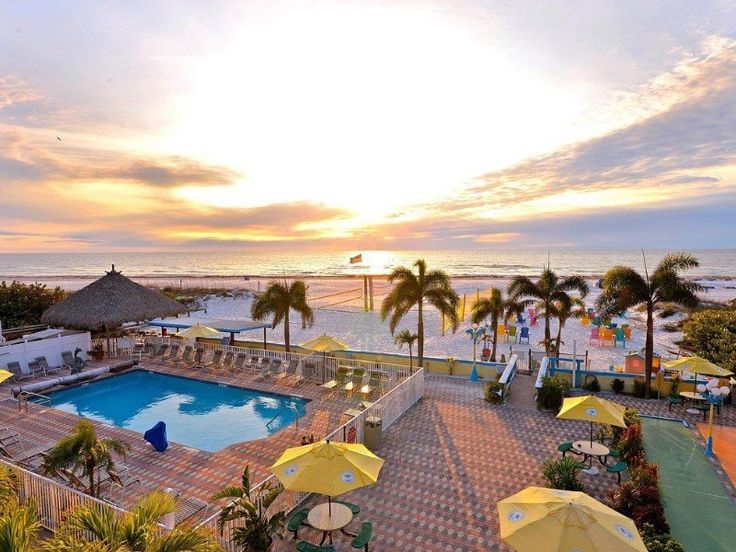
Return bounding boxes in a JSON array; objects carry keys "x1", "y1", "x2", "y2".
[
  {"x1": 263, "y1": 327, "x2": 267, "y2": 350},
  {"x1": 368, "y1": 276, "x2": 374, "y2": 311},
  {"x1": 363, "y1": 275, "x2": 369, "y2": 312}
]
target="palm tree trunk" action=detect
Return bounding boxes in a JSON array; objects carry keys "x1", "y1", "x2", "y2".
[
  {"x1": 544, "y1": 301, "x2": 552, "y2": 356},
  {"x1": 555, "y1": 322, "x2": 563, "y2": 357},
  {"x1": 645, "y1": 302, "x2": 654, "y2": 400},
  {"x1": 491, "y1": 315, "x2": 498, "y2": 362},
  {"x1": 88, "y1": 464, "x2": 96, "y2": 497},
  {"x1": 417, "y1": 300, "x2": 424, "y2": 368},
  {"x1": 284, "y1": 311, "x2": 290, "y2": 352}
]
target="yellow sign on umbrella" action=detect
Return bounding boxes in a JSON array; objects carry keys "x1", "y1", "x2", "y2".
[
  {"x1": 270, "y1": 439, "x2": 384, "y2": 515},
  {"x1": 176, "y1": 324, "x2": 221, "y2": 339},
  {"x1": 300, "y1": 335, "x2": 349, "y2": 352},
  {"x1": 498, "y1": 486, "x2": 646, "y2": 552},
  {"x1": 557, "y1": 395, "x2": 627, "y2": 446},
  {"x1": 0, "y1": 370, "x2": 14, "y2": 384}
]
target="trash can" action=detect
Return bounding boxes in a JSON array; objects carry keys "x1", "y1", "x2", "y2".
[{"x1": 364, "y1": 416, "x2": 382, "y2": 450}]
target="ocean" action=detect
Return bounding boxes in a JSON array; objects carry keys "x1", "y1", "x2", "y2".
[{"x1": 1, "y1": 249, "x2": 735, "y2": 279}]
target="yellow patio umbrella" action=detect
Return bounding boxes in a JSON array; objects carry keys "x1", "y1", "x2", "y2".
[
  {"x1": 0, "y1": 370, "x2": 13, "y2": 384},
  {"x1": 557, "y1": 395, "x2": 627, "y2": 446},
  {"x1": 498, "y1": 486, "x2": 646, "y2": 552},
  {"x1": 175, "y1": 324, "x2": 221, "y2": 339},
  {"x1": 300, "y1": 334, "x2": 349, "y2": 352},
  {"x1": 270, "y1": 439, "x2": 384, "y2": 515},
  {"x1": 664, "y1": 356, "x2": 733, "y2": 389}
]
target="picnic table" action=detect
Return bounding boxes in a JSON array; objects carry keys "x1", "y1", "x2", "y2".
[
  {"x1": 680, "y1": 391, "x2": 707, "y2": 414},
  {"x1": 573, "y1": 440, "x2": 610, "y2": 475},
  {"x1": 308, "y1": 502, "x2": 355, "y2": 546}
]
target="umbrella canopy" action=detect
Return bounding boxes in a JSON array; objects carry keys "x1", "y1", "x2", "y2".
[
  {"x1": 0, "y1": 370, "x2": 13, "y2": 384},
  {"x1": 176, "y1": 324, "x2": 221, "y2": 339},
  {"x1": 270, "y1": 440, "x2": 384, "y2": 497},
  {"x1": 557, "y1": 395, "x2": 627, "y2": 446},
  {"x1": 300, "y1": 335, "x2": 349, "y2": 353},
  {"x1": 41, "y1": 265, "x2": 185, "y2": 331},
  {"x1": 498, "y1": 486, "x2": 646, "y2": 552},
  {"x1": 664, "y1": 356, "x2": 733, "y2": 377}
]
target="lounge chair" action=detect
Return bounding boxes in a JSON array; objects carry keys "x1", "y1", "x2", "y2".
[
  {"x1": 1, "y1": 442, "x2": 52, "y2": 470},
  {"x1": 276, "y1": 360, "x2": 298, "y2": 383},
  {"x1": 322, "y1": 366, "x2": 351, "y2": 392},
  {"x1": 27, "y1": 360, "x2": 45, "y2": 379},
  {"x1": 36, "y1": 356, "x2": 63, "y2": 376},
  {"x1": 518, "y1": 326, "x2": 530, "y2": 344},
  {"x1": 164, "y1": 344, "x2": 181, "y2": 363},
  {"x1": 351, "y1": 521, "x2": 373, "y2": 551},
  {"x1": 99, "y1": 465, "x2": 141, "y2": 497},
  {"x1": 232, "y1": 352, "x2": 247, "y2": 372},
  {"x1": 152, "y1": 344, "x2": 168, "y2": 359},
  {"x1": 221, "y1": 351, "x2": 234, "y2": 370},
  {"x1": 61, "y1": 351, "x2": 75, "y2": 370},
  {"x1": 173, "y1": 492, "x2": 209, "y2": 525},
  {"x1": 260, "y1": 358, "x2": 274, "y2": 378},
  {"x1": 192, "y1": 348, "x2": 205, "y2": 369},
  {"x1": 7, "y1": 361, "x2": 32, "y2": 382},
  {"x1": 205, "y1": 350, "x2": 223, "y2": 370},
  {"x1": 614, "y1": 328, "x2": 626, "y2": 347},
  {"x1": 359, "y1": 371, "x2": 383, "y2": 399},
  {"x1": 173, "y1": 345, "x2": 193, "y2": 367}
]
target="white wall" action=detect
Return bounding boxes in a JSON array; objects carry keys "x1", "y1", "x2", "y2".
[{"x1": 0, "y1": 332, "x2": 91, "y2": 375}]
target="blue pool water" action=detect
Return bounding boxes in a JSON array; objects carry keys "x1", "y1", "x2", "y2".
[{"x1": 43, "y1": 370, "x2": 309, "y2": 452}]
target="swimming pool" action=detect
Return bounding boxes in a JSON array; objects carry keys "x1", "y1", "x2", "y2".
[{"x1": 42, "y1": 370, "x2": 309, "y2": 452}]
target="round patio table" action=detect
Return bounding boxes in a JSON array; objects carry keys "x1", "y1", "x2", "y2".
[
  {"x1": 680, "y1": 391, "x2": 706, "y2": 414},
  {"x1": 573, "y1": 440, "x2": 610, "y2": 476},
  {"x1": 308, "y1": 502, "x2": 353, "y2": 546}
]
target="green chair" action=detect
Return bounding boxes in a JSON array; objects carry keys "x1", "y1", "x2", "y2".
[
  {"x1": 607, "y1": 462, "x2": 628, "y2": 483},
  {"x1": 351, "y1": 521, "x2": 373, "y2": 551},
  {"x1": 667, "y1": 395, "x2": 683, "y2": 411},
  {"x1": 287, "y1": 508, "x2": 310, "y2": 539},
  {"x1": 506, "y1": 325, "x2": 517, "y2": 343},
  {"x1": 557, "y1": 442, "x2": 573, "y2": 457},
  {"x1": 335, "y1": 500, "x2": 361, "y2": 515},
  {"x1": 296, "y1": 542, "x2": 335, "y2": 552}
]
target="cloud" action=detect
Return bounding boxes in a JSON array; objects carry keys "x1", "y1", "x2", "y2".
[{"x1": 0, "y1": 76, "x2": 42, "y2": 110}]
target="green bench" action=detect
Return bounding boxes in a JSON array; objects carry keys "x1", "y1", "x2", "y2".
[
  {"x1": 336, "y1": 500, "x2": 361, "y2": 515},
  {"x1": 607, "y1": 461, "x2": 628, "y2": 483},
  {"x1": 296, "y1": 542, "x2": 335, "y2": 552},
  {"x1": 351, "y1": 521, "x2": 373, "y2": 551},
  {"x1": 557, "y1": 442, "x2": 573, "y2": 457},
  {"x1": 288, "y1": 508, "x2": 310, "y2": 539}
]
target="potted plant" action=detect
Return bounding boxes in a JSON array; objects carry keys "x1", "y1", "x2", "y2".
[
  {"x1": 212, "y1": 466, "x2": 285, "y2": 551},
  {"x1": 88, "y1": 343, "x2": 104, "y2": 361}
]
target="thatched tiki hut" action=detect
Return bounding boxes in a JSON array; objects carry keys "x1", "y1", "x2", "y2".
[{"x1": 41, "y1": 265, "x2": 185, "y2": 355}]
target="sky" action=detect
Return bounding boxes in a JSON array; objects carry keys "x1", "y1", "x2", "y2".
[{"x1": 1, "y1": 0, "x2": 736, "y2": 252}]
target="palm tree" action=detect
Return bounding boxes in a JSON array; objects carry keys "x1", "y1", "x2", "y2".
[
  {"x1": 380, "y1": 259, "x2": 460, "y2": 367},
  {"x1": 250, "y1": 280, "x2": 314, "y2": 352},
  {"x1": 597, "y1": 252, "x2": 701, "y2": 398},
  {"x1": 45, "y1": 491, "x2": 222, "y2": 551},
  {"x1": 394, "y1": 329, "x2": 419, "y2": 371},
  {"x1": 212, "y1": 466, "x2": 285, "y2": 552},
  {"x1": 470, "y1": 288, "x2": 509, "y2": 362},
  {"x1": 0, "y1": 465, "x2": 39, "y2": 552},
  {"x1": 549, "y1": 296, "x2": 586, "y2": 357},
  {"x1": 41, "y1": 420, "x2": 130, "y2": 498},
  {"x1": 508, "y1": 268, "x2": 589, "y2": 356}
]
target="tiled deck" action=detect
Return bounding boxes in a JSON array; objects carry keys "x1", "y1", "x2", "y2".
[
  {"x1": 1, "y1": 359, "x2": 377, "y2": 515},
  {"x1": 5, "y1": 363, "x2": 736, "y2": 551}
]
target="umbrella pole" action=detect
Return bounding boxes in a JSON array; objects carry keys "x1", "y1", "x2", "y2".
[
  {"x1": 590, "y1": 421, "x2": 594, "y2": 447},
  {"x1": 328, "y1": 495, "x2": 332, "y2": 516}
]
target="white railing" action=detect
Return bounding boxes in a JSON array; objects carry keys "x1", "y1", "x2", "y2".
[
  {"x1": 535, "y1": 357, "x2": 550, "y2": 389},
  {"x1": 498, "y1": 354, "x2": 519, "y2": 401},
  {"x1": 197, "y1": 368, "x2": 425, "y2": 550},
  {"x1": 0, "y1": 458, "x2": 128, "y2": 534},
  {"x1": 143, "y1": 336, "x2": 412, "y2": 383}
]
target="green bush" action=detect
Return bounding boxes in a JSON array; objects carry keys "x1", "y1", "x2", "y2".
[
  {"x1": 0, "y1": 281, "x2": 66, "y2": 328},
  {"x1": 633, "y1": 377, "x2": 647, "y2": 398},
  {"x1": 537, "y1": 375, "x2": 570, "y2": 411},
  {"x1": 682, "y1": 308, "x2": 736, "y2": 371},
  {"x1": 582, "y1": 374, "x2": 601, "y2": 393},
  {"x1": 483, "y1": 381, "x2": 505, "y2": 404},
  {"x1": 640, "y1": 523, "x2": 685, "y2": 552},
  {"x1": 541, "y1": 457, "x2": 584, "y2": 491},
  {"x1": 611, "y1": 378, "x2": 625, "y2": 394},
  {"x1": 611, "y1": 408, "x2": 641, "y2": 449}
]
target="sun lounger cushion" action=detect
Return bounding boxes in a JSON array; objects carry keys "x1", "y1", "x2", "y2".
[{"x1": 144, "y1": 421, "x2": 168, "y2": 452}]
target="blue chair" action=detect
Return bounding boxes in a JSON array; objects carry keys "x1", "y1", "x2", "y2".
[
  {"x1": 518, "y1": 327, "x2": 530, "y2": 344},
  {"x1": 516, "y1": 313, "x2": 525, "y2": 324}
]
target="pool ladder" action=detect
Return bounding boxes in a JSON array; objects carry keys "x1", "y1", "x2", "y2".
[
  {"x1": 17, "y1": 391, "x2": 51, "y2": 413},
  {"x1": 266, "y1": 405, "x2": 302, "y2": 431}
]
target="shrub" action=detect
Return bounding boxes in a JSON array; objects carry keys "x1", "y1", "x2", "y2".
[
  {"x1": 608, "y1": 462, "x2": 670, "y2": 535},
  {"x1": 541, "y1": 457, "x2": 584, "y2": 491},
  {"x1": 611, "y1": 378, "x2": 625, "y2": 394},
  {"x1": 640, "y1": 523, "x2": 685, "y2": 552},
  {"x1": 483, "y1": 381, "x2": 504, "y2": 404},
  {"x1": 633, "y1": 377, "x2": 647, "y2": 398},
  {"x1": 0, "y1": 281, "x2": 66, "y2": 328},
  {"x1": 618, "y1": 423, "x2": 645, "y2": 465},
  {"x1": 537, "y1": 375, "x2": 570, "y2": 411},
  {"x1": 682, "y1": 308, "x2": 736, "y2": 370},
  {"x1": 582, "y1": 374, "x2": 601, "y2": 393},
  {"x1": 610, "y1": 407, "x2": 641, "y2": 448}
]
